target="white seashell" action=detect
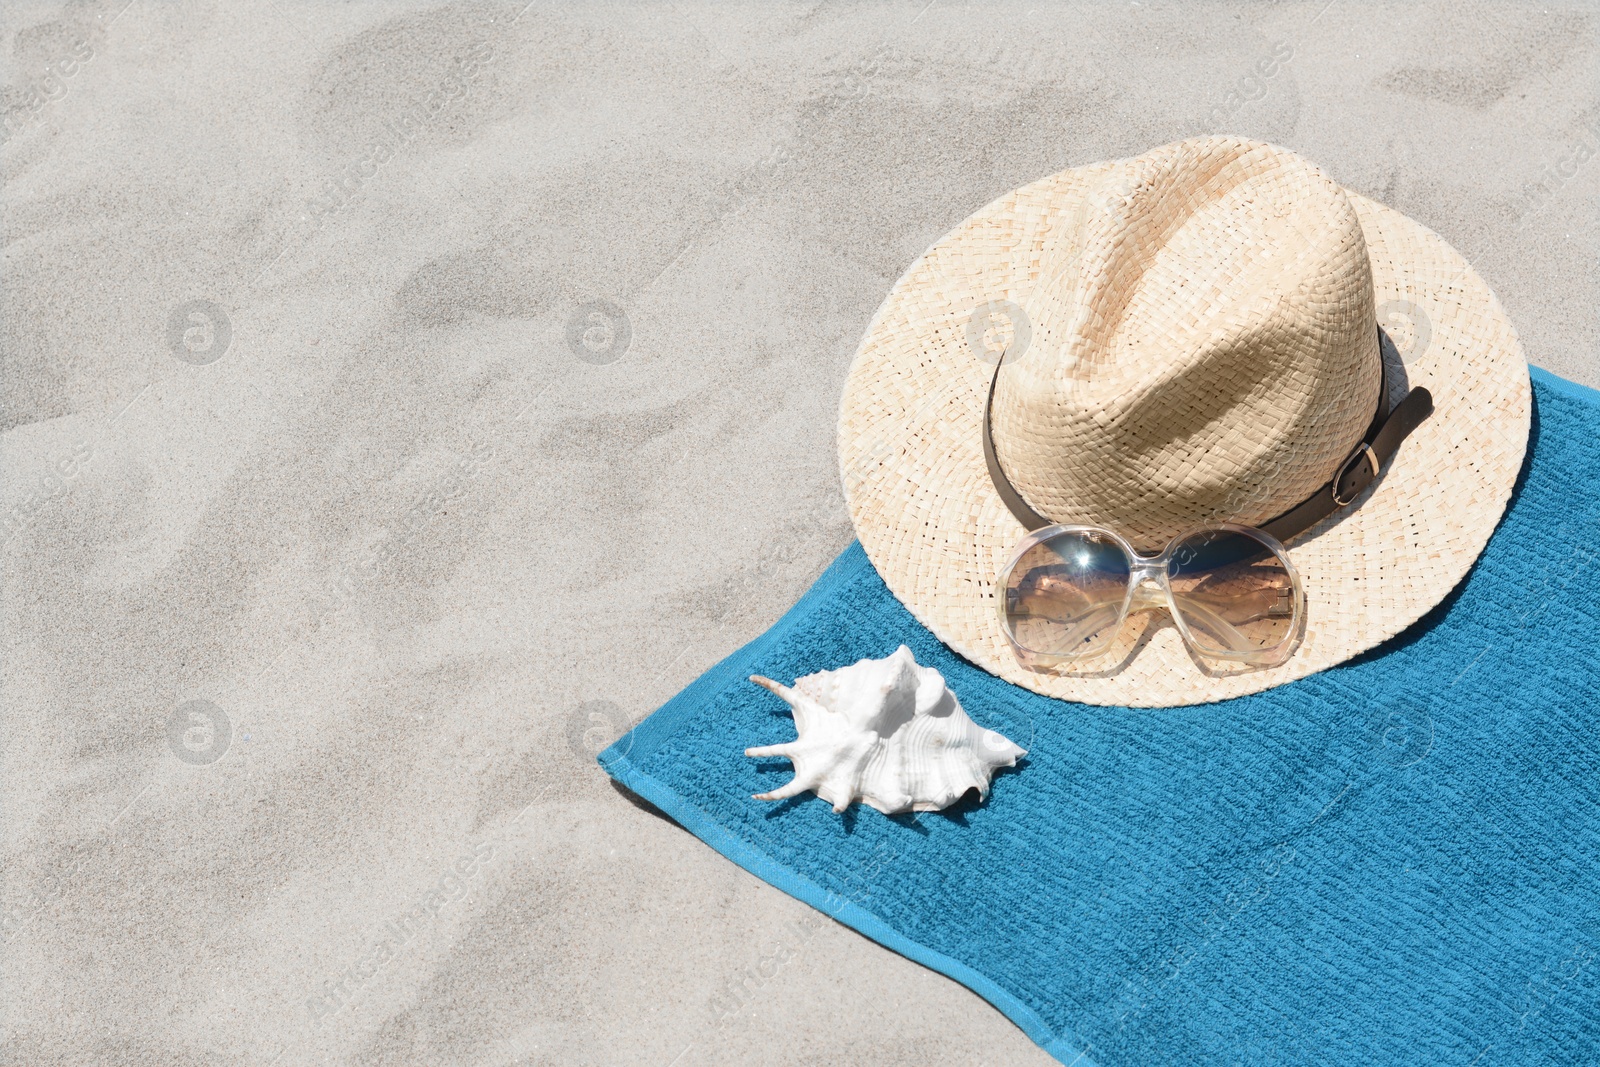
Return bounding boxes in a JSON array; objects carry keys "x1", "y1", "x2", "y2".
[{"x1": 746, "y1": 645, "x2": 1026, "y2": 815}]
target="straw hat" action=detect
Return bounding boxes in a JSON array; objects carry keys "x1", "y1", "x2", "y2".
[{"x1": 839, "y1": 137, "x2": 1530, "y2": 707}]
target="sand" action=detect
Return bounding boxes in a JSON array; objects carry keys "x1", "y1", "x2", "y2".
[{"x1": 1, "y1": 1, "x2": 1595, "y2": 1063}]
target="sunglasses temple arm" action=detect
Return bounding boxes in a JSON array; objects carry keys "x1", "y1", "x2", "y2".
[{"x1": 1167, "y1": 598, "x2": 1263, "y2": 655}]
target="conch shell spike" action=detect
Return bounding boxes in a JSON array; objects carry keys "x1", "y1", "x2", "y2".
[{"x1": 744, "y1": 646, "x2": 1025, "y2": 815}]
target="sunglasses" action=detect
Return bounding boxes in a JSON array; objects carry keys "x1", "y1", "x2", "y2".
[
  {"x1": 983, "y1": 327, "x2": 1434, "y2": 669},
  {"x1": 998, "y1": 522, "x2": 1302, "y2": 667}
]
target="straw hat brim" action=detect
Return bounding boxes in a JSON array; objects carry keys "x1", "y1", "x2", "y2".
[{"x1": 838, "y1": 165, "x2": 1530, "y2": 708}]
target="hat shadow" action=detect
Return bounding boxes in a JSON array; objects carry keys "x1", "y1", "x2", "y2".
[
  {"x1": 1340, "y1": 378, "x2": 1544, "y2": 668},
  {"x1": 1377, "y1": 325, "x2": 1414, "y2": 406},
  {"x1": 1167, "y1": 327, "x2": 1417, "y2": 676}
]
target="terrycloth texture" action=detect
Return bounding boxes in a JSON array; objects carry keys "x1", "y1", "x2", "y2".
[{"x1": 600, "y1": 367, "x2": 1599, "y2": 1067}]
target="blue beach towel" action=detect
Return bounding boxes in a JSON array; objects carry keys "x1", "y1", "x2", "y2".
[{"x1": 600, "y1": 367, "x2": 1599, "y2": 1067}]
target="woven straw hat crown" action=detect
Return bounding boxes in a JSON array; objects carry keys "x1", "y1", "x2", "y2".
[
  {"x1": 991, "y1": 139, "x2": 1382, "y2": 552},
  {"x1": 839, "y1": 134, "x2": 1530, "y2": 705}
]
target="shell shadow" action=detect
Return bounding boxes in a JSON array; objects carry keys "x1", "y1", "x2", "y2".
[
  {"x1": 885, "y1": 810, "x2": 929, "y2": 834},
  {"x1": 934, "y1": 757, "x2": 1029, "y2": 826},
  {"x1": 752, "y1": 776, "x2": 1022, "y2": 829},
  {"x1": 760, "y1": 791, "x2": 812, "y2": 821},
  {"x1": 933, "y1": 791, "x2": 981, "y2": 826}
]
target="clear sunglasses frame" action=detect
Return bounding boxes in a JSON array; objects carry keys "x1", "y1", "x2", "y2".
[{"x1": 994, "y1": 522, "x2": 1305, "y2": 670}]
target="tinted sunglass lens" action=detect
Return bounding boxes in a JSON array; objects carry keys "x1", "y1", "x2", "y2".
[
  {"x1": 1001, "y1": 531, "x2": 1132, "y2": 658},
  {"x1": 1166, "y1": 528, "x2": 1297, "y2": 656}
]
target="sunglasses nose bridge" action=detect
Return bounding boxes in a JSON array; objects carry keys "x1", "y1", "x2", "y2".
[{"x1": 1126, "y1": 562, "x2": 1169, "y2": 613}]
